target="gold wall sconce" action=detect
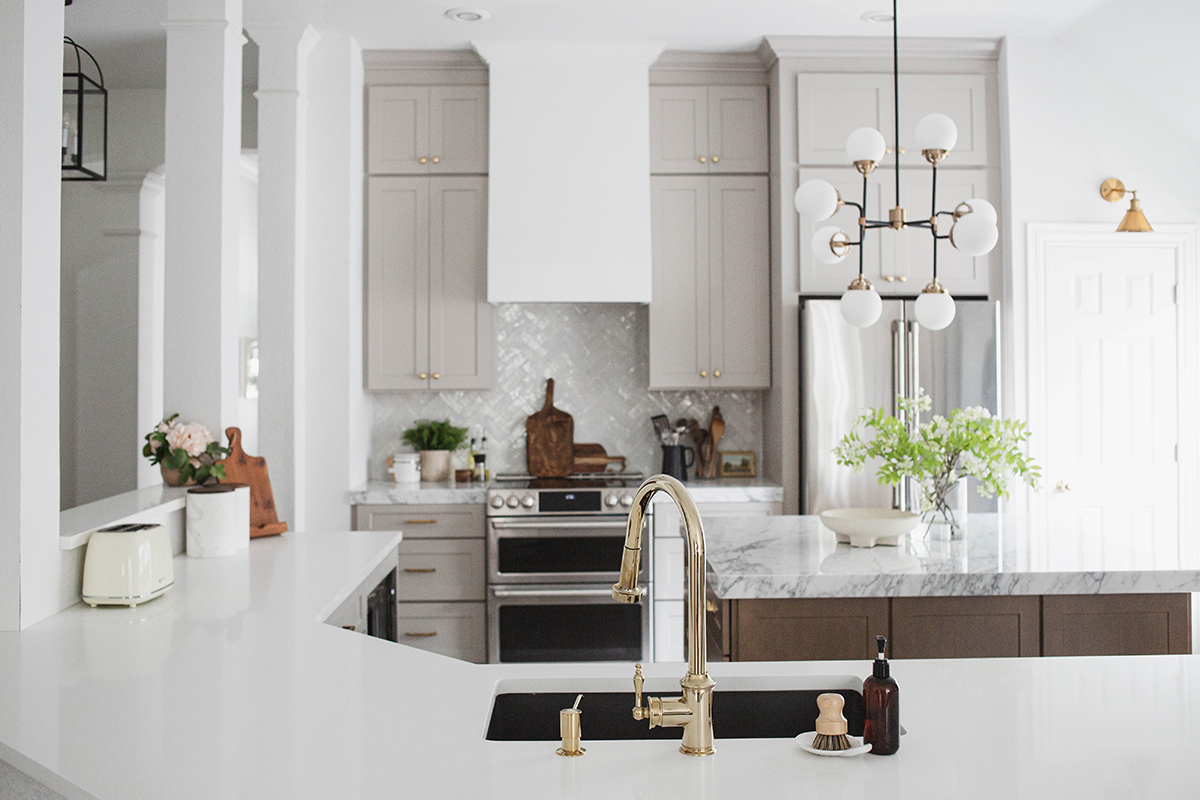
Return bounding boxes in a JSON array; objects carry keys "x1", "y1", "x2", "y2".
[{"x1": 1100, "y1": 178, "x2": 1152, "y2": 232}]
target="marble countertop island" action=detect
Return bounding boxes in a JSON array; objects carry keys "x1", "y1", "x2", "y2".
[
  {"x1": 705, "y1": 513, "x2": 1200, "y2": 599},
  {"x1": 349, "y1": 476, "x2": 783, "y2": 506},
  {"x1": 4, "y1": 526, "x2": 1200, "y2": 799}
]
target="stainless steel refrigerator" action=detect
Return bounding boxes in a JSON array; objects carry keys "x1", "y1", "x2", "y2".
[{"x1": 799, "y1": 299, "x2": 1001, "y2": 514}]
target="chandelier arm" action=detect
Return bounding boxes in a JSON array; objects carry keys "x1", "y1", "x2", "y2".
[
  {"x1": 892, "y1": 0, "x2": 901, "y2": 208},
  {"x1": 930, "y1": 161, "x2": 938, "y2": 221}
]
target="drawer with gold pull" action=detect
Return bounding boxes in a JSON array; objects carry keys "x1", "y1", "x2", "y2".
[
  {"x1": 352, "y1": 503, "x2": 484, "y2": 539},
  {"x1": 395, "y1": 602, "x2": 486, "y2": 663},
  {"x1": 396, "y1": 538, "x2": 485, "y2": 602}
]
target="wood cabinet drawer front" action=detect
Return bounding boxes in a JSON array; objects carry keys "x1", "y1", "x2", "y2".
[
  {"x1": 353, "y1": 504, "x2": 484, "y2": 538},
  {"x1": 396, "y1": 538, "x2": 484, "y2": 601},
  {"x1": 1042, "y1": 593, "x2": 1191, "y2": 657},
  {"x1": 892, "y1": 596, "x2": 1040, "y2": 659},
  {"x1": 396, "y1": 602, "x2": 486, "y2": 663},
  {"x1": 734, "y1": 598, "x2": 888, "y2": 662}
]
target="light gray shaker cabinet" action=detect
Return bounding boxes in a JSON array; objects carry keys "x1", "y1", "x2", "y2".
[
  {"x1": 366, "y1": 176, "x2": 491, "y2": 391},
  {"x1": 650, "y1": 86, "x2": 768, "y2": 174},
  {"x1": 367, "y1": 85, "x2": 488, "y2": 175},
  {"x1": 649, "y1": 175, "x2": 770, "y2": 390}
]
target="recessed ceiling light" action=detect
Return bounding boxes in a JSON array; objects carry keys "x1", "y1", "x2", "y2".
[
  {"x1": 860, "y1": 10, "x2": 894, "y2": 23},
  {"x1": 445, "y1": 7, "x2": 490, "y2": 22}
]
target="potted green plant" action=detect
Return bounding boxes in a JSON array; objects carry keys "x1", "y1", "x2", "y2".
[
  {"x1": 834, "y1": 393, "x2": 1040, "y2": 538},
  {"x1": 143, "y1": 414, "x2": 230, "y2": 487},
  {"x1": 401, "y1": 419, "x2": 469, "y2": 483}
]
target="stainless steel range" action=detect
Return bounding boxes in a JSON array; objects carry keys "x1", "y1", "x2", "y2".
[{"x1": 485, "y1": 473, "x2": 651, "y2": 663}]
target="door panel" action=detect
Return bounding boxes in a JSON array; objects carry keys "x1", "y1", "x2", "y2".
[
  {"x1": 796, "y1": 74, "x2": 891, "y2": 166},
  {"x1": 429, "y1": 86, "x2": 488, "y2": 174},
  {"x1": 796, "y1": 167, "x2": 889, "y2": 296},
  {"x1": 649, "y1": 176, "x2": 710, "y2": 388},
  {"x1": 367, "y1": 86, "x2": 430, "y2": 174},
  {"x1": 429, "y1": 177, "x2": 491, "y2": 389},
  {"x1": 707, "y1": 86, "x2": 768, "y2": 174},
  {"x1": 709, "y1": 176, "x2": 770, "y2": 388},
  {"x1": 367, "y1": 177, "x2": 429, "y2": 390},
  {"x1": 650, "y1": 86, "x2": 709, "y2": 174}
]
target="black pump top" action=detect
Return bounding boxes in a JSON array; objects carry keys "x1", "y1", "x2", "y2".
[{"x1": 873, "y1": 634, "x2": 890, "y2": 679}]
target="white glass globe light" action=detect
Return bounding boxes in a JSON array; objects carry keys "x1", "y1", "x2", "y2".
[
  {"x1": 845, "y1": 127, "x2": 887, "y2": 163},
  {"x1": 812, "y1": 225, "x2": 849, "y2": 265},
  {"x1": 841, "y1": 286, "x2": 884, "y2": 328},
  {"x1": 914, "y1": 289, "x2": 957, "y2": 331},
  {"x1": 958, "y1": 197, "x2": 997, "y2": 225},
  {"x1": 914, "y1": 113, "x2": 958, "y2": 153},
  {"x1": 794, "y1": 179, "x2": 840, "y2": 220},
  {"x1": 949, "y1": 213, "x2": 999, "y2": 256}
]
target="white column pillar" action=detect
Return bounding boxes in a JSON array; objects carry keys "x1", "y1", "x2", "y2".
[
  {"x1": 0, "y1": 0, "x2": 64, "y2": 629},
  {"x1": 163, "y1": 0, "x2": 242, "y2": 435},
  {"x1": 245, "y1": 24, "x2": 318, "y2": 529}
]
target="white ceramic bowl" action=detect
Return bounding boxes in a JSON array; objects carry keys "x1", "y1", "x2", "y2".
[{"x1": 818, "y1": 508, "x2": 921, "y2": 548}]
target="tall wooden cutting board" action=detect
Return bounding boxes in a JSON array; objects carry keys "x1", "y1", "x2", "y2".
[
  {"x1": 217, "y1": 427, "x2": 288, "y2": 538},
  {"x1": 526, "y1": 379, "x2": 574, "y2": 478}
]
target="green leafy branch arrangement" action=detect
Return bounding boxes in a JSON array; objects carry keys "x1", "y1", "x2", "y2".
[
  {"x1": 143, "y1": 413, "x2": 230, "y2": 485},
  {"x1": 834, "y1": 393, "x2": 1041, "y2": 527},
  {"x1": 401, "y1": 419, "x2": 470, "y2": 452}
]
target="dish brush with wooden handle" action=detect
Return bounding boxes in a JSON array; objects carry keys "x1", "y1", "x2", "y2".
[{"x1": 811, "y1": 693, "x2": 853, "y2": 751}]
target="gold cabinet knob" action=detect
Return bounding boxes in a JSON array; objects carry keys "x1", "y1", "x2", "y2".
[
  {"x1": 419, "y1": 157, "x2": 428, "y2": 164},
  {"x1": 898, "y1": 275, "x2": 907, "y2": 282},
  {"x1": 431, "y1": 156, "x2": 440, "y2": 163},
  {"x1": 711, "y1": 155, "x2": 719, "y2": 163},
  {"x1": 432, "y1": 372, "x2": 440, "y2": 380},
  {"x1": 1056, "y1": 481, "x2": 1072, "y2": 493},
  {"x1": 713, "y1": 370, "x2": 721, "y2": 378},
  {"x1": 418, "y1": 372, "x2": 427, "y2": 379},
  {"x1": 884, "y1": 275, "x2": 895, "y2": 282},
  {"x1": 698, "y1": 156, "x2": 706, "y2": 163},
  {"x1": 700, "y1": 370, "x2": 708, "y2": 378}
]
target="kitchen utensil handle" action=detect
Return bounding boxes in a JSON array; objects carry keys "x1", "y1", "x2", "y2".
[
  {"x1": 544, "y1": 378, "x2": 554, "y2": 410},
  {"x1": 491, "y1": 588, "x2": 615, "y2": 598},
  {"x1": 683, "y1": 446, "x2": 695, "y2": 469}
]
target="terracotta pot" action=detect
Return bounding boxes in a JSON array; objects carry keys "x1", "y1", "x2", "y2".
[
  {"x1": 419, "y1": 450, "x2": 451, "y2": 483},
  {"x1": 160, "y1": 462, "x2": 196, "y2": 487}
]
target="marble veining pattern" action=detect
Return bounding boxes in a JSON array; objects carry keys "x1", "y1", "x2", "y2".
[
  {"x1": 348, "y1": 481, "x2": 488, "y2": 505},
  {"x1": 371, "y1": 304, "x2": 763, "y2": 480},
  {"x1": 706, "y1": 513, "x2": 1200, "y2": 599}
]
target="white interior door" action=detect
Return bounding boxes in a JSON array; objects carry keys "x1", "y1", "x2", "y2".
[{"x1": 1040, "y1": 240, "x2": 1179, "y2": 569}]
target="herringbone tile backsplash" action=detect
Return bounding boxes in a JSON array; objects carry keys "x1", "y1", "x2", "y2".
[{"x1": 372, "y1": 304, "x2": 764, "y2": 479}]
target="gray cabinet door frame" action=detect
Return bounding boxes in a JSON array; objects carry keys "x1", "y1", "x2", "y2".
[
  {"x1": 649, "y1": 175, "x2": 711, "y2": 389},
  {"x1": 709, "y1": 175, "x2": 770, "y2": 388}
]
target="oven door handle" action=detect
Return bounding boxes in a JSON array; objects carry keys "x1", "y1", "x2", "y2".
[
  {"x1": 489, "y1": 521, "x2": 629, "y2": 531},
  {"x1": 490, "y1": 587, "x2": 617, "y2": 598}
]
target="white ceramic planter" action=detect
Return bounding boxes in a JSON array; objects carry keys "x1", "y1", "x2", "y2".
[{"x1": 419, "y1": 450, "x2": 451, "y2": 483}]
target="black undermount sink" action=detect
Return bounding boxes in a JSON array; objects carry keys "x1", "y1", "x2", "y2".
[{"x1": 485, "y1": 688, "x2": 865, "y2": 741}]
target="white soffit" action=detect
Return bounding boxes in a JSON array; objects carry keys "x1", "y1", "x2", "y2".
[{"x1": 474, "y1": 41, "x2": 663, "y2": 303}]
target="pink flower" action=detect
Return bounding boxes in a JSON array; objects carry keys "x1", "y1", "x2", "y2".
[{"x1": 166, "y1": 422, "x2": 213, "y2": 457}]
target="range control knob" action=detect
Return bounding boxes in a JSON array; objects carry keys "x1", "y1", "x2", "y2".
[
  {"x1": 505, "y1": 495, "x2": 520, "y2": 509},
  {"x1": 489, "y1": 495, "x2": 505, "y2": 509},
  {"x1": 521, "y1": 495, "x2": 536, "y2": 509},
  {"x1": 619, "y1": 494, "x2": 634, "y2": 508},
  {"x1": 605, "y1": 494, "x2": 619, "y2": 507}
]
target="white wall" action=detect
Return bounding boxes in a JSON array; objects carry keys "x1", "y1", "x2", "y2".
[{"x1": 302, "y1": 33, "x2": 370, "y2": 530}]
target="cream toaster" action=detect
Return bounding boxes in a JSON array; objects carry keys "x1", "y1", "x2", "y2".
[{"x1": 82, "y1": 523, "x2": 174, "y2": 608}]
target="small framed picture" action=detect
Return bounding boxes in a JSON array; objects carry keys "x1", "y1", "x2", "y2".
[{"x1": 718, "y1": 450, "x2": 756, "y2": 478}]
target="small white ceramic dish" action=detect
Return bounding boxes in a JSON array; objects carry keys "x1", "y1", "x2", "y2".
[
  {"x1": 796, "y1": 731, "x2": 873, "y2": 757},
  {"x1": 819, "y1": 508, "x2": 921, "y2": 548}
]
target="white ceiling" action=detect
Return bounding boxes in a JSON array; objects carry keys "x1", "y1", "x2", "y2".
[{"x1": 67, "y1": 0, "x2": 1111, "y2": 88}]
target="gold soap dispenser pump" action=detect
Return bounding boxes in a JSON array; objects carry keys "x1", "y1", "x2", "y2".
[{"x1": 557, "y1": 694, "x2": 585, "y2": 757}]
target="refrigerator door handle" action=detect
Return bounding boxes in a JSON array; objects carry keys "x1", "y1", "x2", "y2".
[{"x1": 891, "y1": 319, "x2": 907, "y2": 511}]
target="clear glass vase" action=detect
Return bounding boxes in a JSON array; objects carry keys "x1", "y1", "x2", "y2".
[{"x1": 922, "y1": 479, "x2": 969, "y2": 540}]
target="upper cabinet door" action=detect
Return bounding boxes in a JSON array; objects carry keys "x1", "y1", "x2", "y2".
[
  {"x1": 429, "y1": 86, "x2": 488, "y2": 175},
  {"x1": 709, "y1": 176, "x2": 770, "y2": 388},
  {"x1": 895, "y1": 74, "x2": 988, "y2": 168},
  {"x1": 796, "y1": 74, "x2": 892, "y2": 166},
  {"x1": 707, "y1": 86, "x2": 768, "y2": 174},
  {"x1": 367, "y1": 177, "x2": 430, "y2": 390},
  {"x1": 649, "y1": 176, "x2": 711, "y2": 389},
  {"x1": 796, "y1": 167, "x2": 891, "y2": 296},
  {"x1": 368, "y1": 87, "x2": 430, "y2": 174},
  {"x1": 428, "y1": 177, "x2": 491, "y2": 390},
  {"x1": 649, "y1": 87, "x2": 710, "y2": 174}
]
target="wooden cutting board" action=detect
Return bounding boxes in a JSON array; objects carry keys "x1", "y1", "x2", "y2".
[
  {"x1": 217, "y1": 427, "x2": 288, "y2": 538},
  {"x1": 573, "y1": 443, "x2": 627, "y2": 474},
  {"x1": 526, "y1": 379, "x2": 575, "y2": 478}
]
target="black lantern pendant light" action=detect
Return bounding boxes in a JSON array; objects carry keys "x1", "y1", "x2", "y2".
[{"x1": 62, "y1": 36, "x2": 107, "y2": 181}]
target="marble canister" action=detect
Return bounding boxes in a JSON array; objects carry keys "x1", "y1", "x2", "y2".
[{"x1": 186, "y1": 484, "x2": 250, "y2": 558}]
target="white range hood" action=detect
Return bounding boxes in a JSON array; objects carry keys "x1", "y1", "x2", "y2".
[{"x1": 473, "y1": 41, "x2": 663, "y2": 303}]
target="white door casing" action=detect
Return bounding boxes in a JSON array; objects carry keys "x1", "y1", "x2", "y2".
[{"x1": 1026, "y1": 225, "x2": 1198, "y2": 570}]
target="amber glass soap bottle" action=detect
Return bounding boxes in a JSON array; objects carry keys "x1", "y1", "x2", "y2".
[{"x1": 863, "y1": 634, "x2": 899, "y2": 755}]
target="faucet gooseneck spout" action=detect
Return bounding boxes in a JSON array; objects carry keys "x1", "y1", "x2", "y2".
[{"x1": 612, "y1": 474, "x2": 715, "y2": 756}]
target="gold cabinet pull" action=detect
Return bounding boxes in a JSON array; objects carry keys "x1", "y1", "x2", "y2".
[
  {"x1": 713, "y1": 370, "x2": 721, "y2": 378},
  {"x1": 418, "y1": 372, "x2": 427, "y2": 379},
  {"x1": 404, "y1": 631, "x2": 438, "y2": 638},
  {"x1": 711, "y1": 155, "x2": 719, "y2": 163},
  {"x1": 884, "y1": 276, "x2": 895, "y2": 282},
  {"x1": 342, "y1": 625, "x2": 357, "y2": 631},
  {"x1": 431, "y1": 156, "x2": 440, "y2": 163},
  {"x1": 403, "y1": 519, "x2": 437, "y2": 525},
  {"x1": 700, "y1": 370, "x2": 708, "y2": 378},
  {"x1": 698, "y1": 156, "x2": 706, "y2": 163},
  {"x1": 419, "y1": 156, "x2": 428, "y2": 164},
  {"x1": 897, "y1": 275, "x2": 907, "y2": 282},
  {"x1": 1056, "y1": 481, "x2": 1072, "y2": 493},
  {"x1": 432, "y1": 372, "x2": 440, "y2": 380},
  {"x1": 403, "y1": 567, "x2": 437, "y2": 574}
]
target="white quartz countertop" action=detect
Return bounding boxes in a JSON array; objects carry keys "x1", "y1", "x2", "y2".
[
  {"x1": 706, "y1": 513, "x2": 1200, "y2": 599},
  {"x1": 350, "y1": 476, "x2": 783, "y2": 506},
  {"x1": 4, "y1": 528, "x2": 1200, "y2": 799}
]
